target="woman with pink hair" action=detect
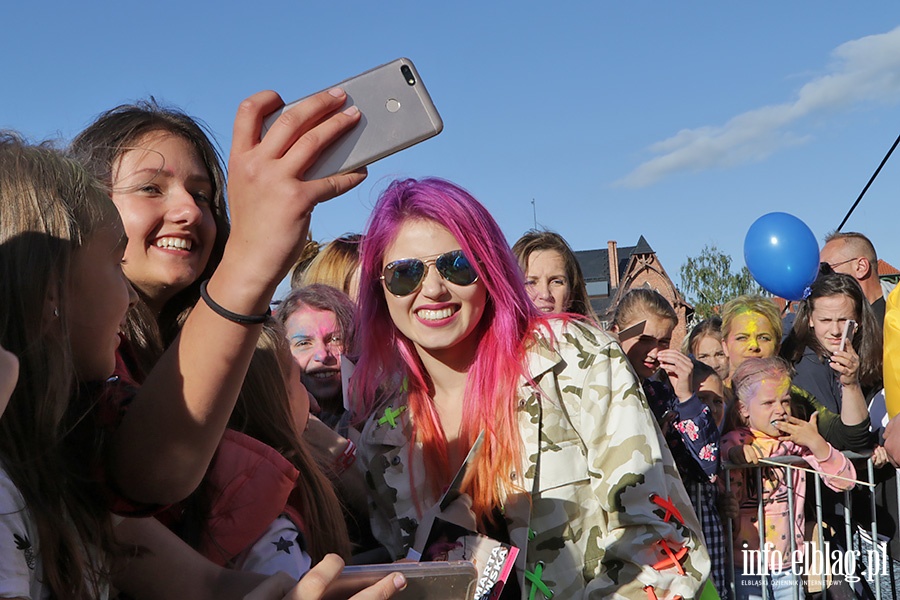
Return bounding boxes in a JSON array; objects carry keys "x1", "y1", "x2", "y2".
[{"x1": 352, "y1": 177, "x2": 710, "y2": 599}]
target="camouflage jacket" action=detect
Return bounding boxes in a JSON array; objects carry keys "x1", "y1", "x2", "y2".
[{"x1": 358, "y1": 319, "x2": 711, "y2": 599}]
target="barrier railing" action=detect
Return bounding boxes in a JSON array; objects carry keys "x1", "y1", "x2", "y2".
[{"x1": 699, "y1": 451, "x2": 899, "y2": 600}]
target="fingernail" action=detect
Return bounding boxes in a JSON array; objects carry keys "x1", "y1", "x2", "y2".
[
  {"x1": 343, "y1": 105, "x2": 360, "y2": 116},
  {"x1": 329, "y1": 87, "x2": 345, "y2": 97},
  {"x1": 393, "y1": 574, "x2": 407, "y2": 590}
]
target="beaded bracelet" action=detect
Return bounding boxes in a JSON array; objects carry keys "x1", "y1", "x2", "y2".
[
  {"x1": 199, "y1": 279, "x2": 271, "y2": 325},
  {"x1": 334, "y1": 439, "x2": 358, "y2": 474}
]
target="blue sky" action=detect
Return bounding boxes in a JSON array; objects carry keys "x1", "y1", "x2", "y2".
[{"x1": 4, "y1": 2, "x2": 900, "y2": 302}]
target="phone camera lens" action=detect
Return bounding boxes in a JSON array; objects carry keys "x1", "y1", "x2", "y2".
[{"x1": 400, "y1": 65, "x2": 416, "y2": 86}]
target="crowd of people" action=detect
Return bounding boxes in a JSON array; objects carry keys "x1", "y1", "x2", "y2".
[{"x1": 0, "y1": 87, "x2": 898, "y2": 600}]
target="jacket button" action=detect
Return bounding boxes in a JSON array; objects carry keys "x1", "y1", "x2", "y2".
[{"x1": 391, "y1": 456, "x2": 401, "y2": 466}]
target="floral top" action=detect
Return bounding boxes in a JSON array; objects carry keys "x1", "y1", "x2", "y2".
[
  {"x1": 643, "y1": 379, "x2": 720, "y2": 483},
  {"x1": 357, "y1": 319, "x2": 710, "y2": 599}
]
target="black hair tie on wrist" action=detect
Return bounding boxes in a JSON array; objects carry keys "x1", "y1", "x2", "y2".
[{"x1": 199, "y1": 279, "x2": 271, "y2": 325}]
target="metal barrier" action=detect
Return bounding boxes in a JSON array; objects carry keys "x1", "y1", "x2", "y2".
[{"x1": 696, "y1": 452, "x2": 900, "y2": 600}]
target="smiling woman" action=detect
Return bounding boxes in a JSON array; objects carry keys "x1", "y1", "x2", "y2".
[
  {"x1": 352, "y1": 177, "x2": 710, "y2": 599},
  {"x1": 65, "y1": 88, "x2": 369, "y2": 510},
  {"x1": 109, "y1": 132, "x2": 218, "y2": 313},
  {"x1": 72, "y1": 100, "x2": 230, "y2": 366}
]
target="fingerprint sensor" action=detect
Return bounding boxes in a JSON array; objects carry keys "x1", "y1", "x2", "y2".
[{"x1": 386, "y1": 98, "x2": 401, "y2": 113}]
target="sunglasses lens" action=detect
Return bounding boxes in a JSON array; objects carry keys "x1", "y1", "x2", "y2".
[
  {"x1": 818, "y1": 262, "x2": 834, "y2": 276},
  {"x1": 436, "y1": 250, "x2": 478, "y2": 286},
  {"x1": 384, "y1": 259, "x2": 425, "y2": 296}
]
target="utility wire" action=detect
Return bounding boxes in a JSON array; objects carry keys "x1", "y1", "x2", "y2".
[{"x1": 837, "y1": 129, "x2": 900, "y2": 231}]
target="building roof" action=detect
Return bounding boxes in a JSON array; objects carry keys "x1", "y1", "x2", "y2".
[
  {"x1": 574, "y1": 237, "x2": 660, "y2": 318},
  {"x1": 574, "y1": 236, "x2": 656, "y2": 283},
  {"x1": 879, "y1": 258, "x2": 900, "y2": 276}
]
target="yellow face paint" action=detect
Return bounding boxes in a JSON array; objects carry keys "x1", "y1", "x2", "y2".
[
  {"x1": 774, "y1": 375, "x2": 790, "y2": 398},
  {"x1": 723, "y1": 311, "x2": 777, "y2": 369},
  {"x1": 745, "y1": 318, "x2": 759, "y2": 349}
]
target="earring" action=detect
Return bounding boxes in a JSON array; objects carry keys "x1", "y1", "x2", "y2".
[{"x1": 53, "y1": 307, "x2": 59, "y2": 318}]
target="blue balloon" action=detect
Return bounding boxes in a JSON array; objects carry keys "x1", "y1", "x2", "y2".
[{"x1": 743, "y1": 212, "x2": 820, "y2": 301}]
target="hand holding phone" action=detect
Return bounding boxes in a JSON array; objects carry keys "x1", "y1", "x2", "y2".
[
  {"x1": 262, "y1": 58, "x2": 443, "y2": 180},
  {"x1": 321, "y1": 561, "x2": 478, "y2": 600}
]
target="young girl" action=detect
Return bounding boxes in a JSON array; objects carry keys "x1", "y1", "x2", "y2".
[
  {"x1": 610, "y1": 288, "x2": 725, "y2": 597},
  {"x1": 782, "y1": 274, "x2": 895, "y2": 597},
  {"x1": 164, "y1": 322, "x2": 350, "y2": 577},
  {"x1": 693, "y1": 360, "x2": 727, "y2": 432},
  {"x1": 0, "y1": 133, "x2": 137, "y2": 599},
  {"x1": 723, "y1": 357, "x2": 856, "y2": 600},
  {"x1": 684, "y1": 317, "x2": 730, "y2": 384},
  {"x1": 781, "y1": 273, "x2": 881, "y2": 426},
  {"x1": 69, "y1": 89, "x2": 367, "y2": 507},
  {"x1": 353, "y1": 178, "x2": 708, "y2": 599}
]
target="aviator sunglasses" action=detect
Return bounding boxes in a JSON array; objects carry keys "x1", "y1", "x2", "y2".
[{"x1": 381, "y1": 250, "x2": 479, "y2": 297}]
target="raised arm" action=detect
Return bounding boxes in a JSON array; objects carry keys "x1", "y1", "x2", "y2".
[{"x1": 111, "y1": 89, "x2": 366, "y2": 503}]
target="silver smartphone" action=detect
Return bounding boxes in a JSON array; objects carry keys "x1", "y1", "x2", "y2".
[
  {"x1": 262, "y1": 58, "x2": 443, "y2": 179},
  {"x1": 839, "y1": 319, "x2": 858, "y2": 352}
]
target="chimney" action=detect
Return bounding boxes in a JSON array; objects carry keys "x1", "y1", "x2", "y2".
[{"x1": 608, "y1": 240, "x2": 619, "y2": 290}]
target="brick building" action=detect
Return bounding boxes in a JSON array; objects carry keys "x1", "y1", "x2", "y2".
[{"x1": 574, "y1": 237, "x2": 693, "y2": 349}]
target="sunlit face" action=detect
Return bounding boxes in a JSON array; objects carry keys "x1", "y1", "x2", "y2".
[
  {"x1": 694, "y1": 334, "x2": 729, "y2": 381},
  {"x1": 722, "y1": 312, "x2": 777, "y2": 374},
  {"x1": 696, "y1": 373, "x2": 726, "y2": 430},
  {"x1": 808, "y1": 294, "x2": 858, "y2": 354},
  {"x1": 382, "y1": 219, "x2": 487, "y2": 366},
  {"x1": 523, "y1": 249, "x2": 571, "y2": 314},
  {"x1": 618, "y1": 314, "x2": 675, "y2": 380},
  {"x1": 111, "y1": 131, "x2": 217, "y2": 312},
  {"x1": 740, "y1": 374, "x2": 792, "y2": 437},
  {"x1": 285, "y1": 306, "x2": 343, "y2": 411},
  {"x1": 67, "y1": 221, "x2": 137, "y2": 381}
]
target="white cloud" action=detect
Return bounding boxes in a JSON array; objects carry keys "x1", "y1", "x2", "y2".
[{"x1": 616, "y1": 26, "x2": 900, "y2": 188}]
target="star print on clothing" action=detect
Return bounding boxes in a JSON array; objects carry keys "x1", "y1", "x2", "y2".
[
  {"x1": 13, "y1": 532, "x2": 35, "y2": 569},
  {"x1": 272, "y1": 536, "x2": 294, "y2": 554}
]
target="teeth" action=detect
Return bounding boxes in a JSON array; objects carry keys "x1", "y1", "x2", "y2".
[
  {"x1": 310, "y1": 371, "x2": 337, "y2": 379},
  {"x1": 418, "y1": 307, "x2": 454, "y2": 321},
  {"x1": 156, "y1": 237, "x2": 192, "y2": 251}
]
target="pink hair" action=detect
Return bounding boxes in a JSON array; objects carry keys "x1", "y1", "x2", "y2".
[{"x1": 352, "y1": 177, "x2": 542, "y2": 523}]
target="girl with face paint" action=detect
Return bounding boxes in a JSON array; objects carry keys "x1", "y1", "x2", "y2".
[{"x1": 723, "y1": 357, "x2": 855, "y2": 600}]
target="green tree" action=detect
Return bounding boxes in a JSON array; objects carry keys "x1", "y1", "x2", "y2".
[{"x1": 679, "y1": 244, "x2": 763, "y2": 319}]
